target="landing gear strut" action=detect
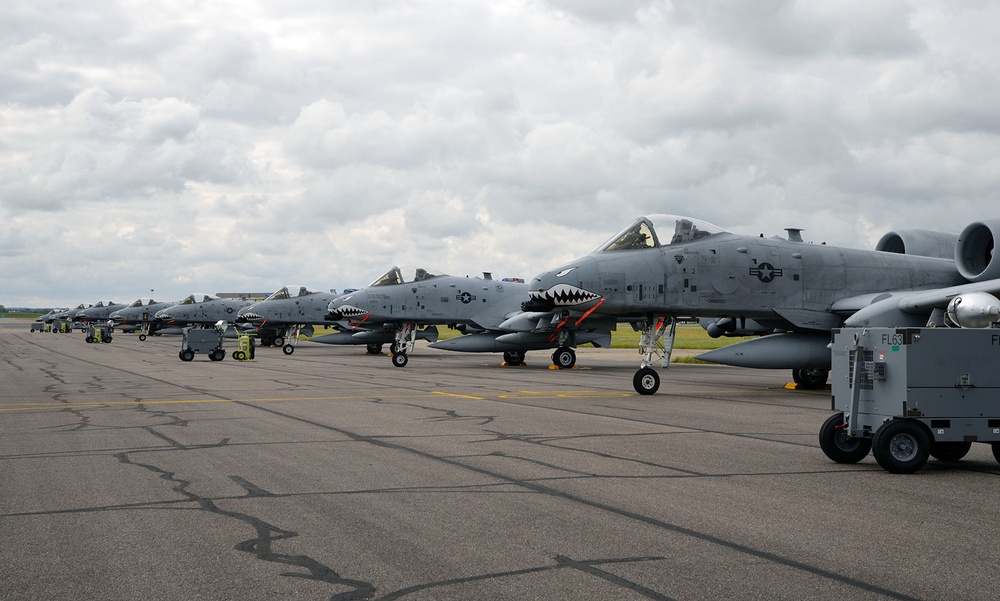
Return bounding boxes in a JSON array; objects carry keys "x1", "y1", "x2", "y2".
[
  {"x1": 391, "y1": 323, "x2": 416, "y2": 368},
  {"x1": 632, "y1": 317, "x2": 676, "y2": 395},
  {"x1": 549, "y1": 327, "x2": 577, "y2": 369},
  {"x1": 551, "y1": 347, "x2": 576, "y2": 369},
  {"x1": 281, "y1": 325, "x2": 299, "y2": 356}
]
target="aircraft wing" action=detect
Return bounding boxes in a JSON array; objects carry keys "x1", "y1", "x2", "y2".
[{"x1": 839, "y1": 278, "x2": 1000, "y2": 327}]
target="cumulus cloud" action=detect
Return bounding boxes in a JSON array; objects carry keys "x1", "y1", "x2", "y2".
[{"x1": 2, "y1": 1, "x2": 1000, "y2": 307}]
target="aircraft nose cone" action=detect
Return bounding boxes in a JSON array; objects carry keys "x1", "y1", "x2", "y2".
[
  {"x1": 325, "y1": 304, "x2": 368, "y2": 322},
  {"x1": 237, "y1": 311, "x2": 264, "y2": 323},
  {"x1": 528, "y1": 257, "x2": 602, "y2": 309}
]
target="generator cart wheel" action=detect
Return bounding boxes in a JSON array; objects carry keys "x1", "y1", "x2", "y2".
[
  {"x1": 283, "y1": 344, "x2": 295, "y2": 355},
  {"x1": 85, "y1": 336, "x2": 94, "y2": 343},
  {"x1": 929, "y1": 441, "x2": 973, "y2": 462},
  {"x1": 180, "y1": 349, "x2": 195, "y2": 362},
  {"x1": 633, "y1": 367, "x2": 660, "y2": 395},
  {"x1": 392, "y1": 351, "x2": 408, "y2": 367},
  {"x1": 872, "y1": 420, "x2": 929, "y2": 474},
  {"x1": 105, "y1": 335, "x2": 112, "y2": 343},
  {"x1": 819, "y1": 412, "x2": 872, "y2": 464},
  {"x1": 209, "y1": 349, "x2": 225, "y2": 361},
  {"x1": 233, "y1": 350, "x2": 246, "y2": 361}
]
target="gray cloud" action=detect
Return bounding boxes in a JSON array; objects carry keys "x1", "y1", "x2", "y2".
[{"x1": 2, "y1": 1, "x2": 1000, "y2": 307}]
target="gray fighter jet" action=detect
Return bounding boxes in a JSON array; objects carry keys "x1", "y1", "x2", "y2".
[
  {"x1": 109, "y1": 298, "x2": 179, "y2": 340},
  {"x1": 154, "y1": 293, "x2": 254, "y2": 334},
  {"x1": 76, "y1": 300, "x2": 126, "y2": 326},
  {"x1": 325, "y1": 266, "x2": 610, "y2": 367},
  {"x1": 31, "y1": 309, "x2": 67, "y2": 332},
  {"x1": 44, "y1": 305, "x2": 85, "y2": 332},
  {"x1": 235, "y1": 285, "x2": 341, "y2": 355},
  {"x1": 526, "y1": 214, "x2": 1000, "y2": 394}
]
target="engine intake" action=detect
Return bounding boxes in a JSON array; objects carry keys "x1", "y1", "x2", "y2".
[
  {"x1": 875, "y1": 229, "x2": 957, "y2": 259},
  {"x1": 956, "y1": 220, "x2": 1000, "y2": 282}
]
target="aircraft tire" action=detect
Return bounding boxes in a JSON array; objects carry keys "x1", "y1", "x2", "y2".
[
  {"x1": 794, "y1": 368, "x2": 829, "y2": 389},
  {"x1": 139, "y1": 334, "x2": 147, "y2": 341},
  {"x1": 503, "y1": 351, "x2": 525, "y2": 366},
  {"x1": 872, "y1": 419, "x2": 929, "y2": 474},
  {"x1": 929, "y1": 441, "x2": 972, "y2": 462},
  {"x1": 552, "y1": 347, "x2": 576, "y2": 369},
  {"x1": 274, "y1": 337, "x2": 285, "y2": 347},
  {"x1": 366, "y1": 343, "x2": 384, "y2": 355},
  {"x1": 992, "y1": 443, "x2": 1000, "y2": 465},
  {"x1": 633, "y1": 367, "x2": 660, "y2": 395},
  {"x1": 180, "y1": 349, "x2": 195, "y2": 362},
  {"x1": 818, "y1": 412, "x2": 871, "y2": 464},
  {"x1": 392, "y1": 351, "x2": 408, "y2": 367},
  {"x1": 283, "y1": 344, "x2": 295, "y2": 355}
]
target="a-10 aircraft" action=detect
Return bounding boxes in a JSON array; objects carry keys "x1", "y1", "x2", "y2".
[
  {"x1": 325, "y1": 266, "x2": 613, "y2": 367},
  {"x1": 31, "y1": 309, "x2": 67, "y2": 331},
  {"x1": 237, "y1": 284, "x2": 439, "y2": 356},
  {"x1": 109, "y1": 298, "x2": 179, "y2": 340},
  {"x1": 154, "y1": 293, "x2": 254, "y2": 334},
  {"x1": 76, "y1": 300, "x2": 126, "y2": 324},
  {"x1": 235, "y1": 285, "x2": 341, "y2": 354},
  {"x1": 525, "y1": 213, "x2": 1000, "y2": 394}
]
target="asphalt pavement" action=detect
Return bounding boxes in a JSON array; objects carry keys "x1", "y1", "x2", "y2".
[{"x1": 2, "y1": 322, "x2": 999, "y2": 600}]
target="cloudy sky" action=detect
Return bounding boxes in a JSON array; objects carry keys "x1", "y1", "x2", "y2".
[{"x1": 3, "y1": 0, "x2": 1000, "y2": 308}]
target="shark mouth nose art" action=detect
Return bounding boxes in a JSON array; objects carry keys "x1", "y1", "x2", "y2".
[
  {"x1": 529, "y1": 284, "x2": 602, "y2": 307},
  {"x1": 239, "y1": 312, "x2": 264, "y2": 322},
  {"x1": 331, "y1": 305, "x2": 369, "y2": 319}
]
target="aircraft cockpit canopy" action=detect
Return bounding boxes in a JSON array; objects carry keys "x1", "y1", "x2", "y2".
[
  {"x1": 91, "y1": 300, "x2": 116, "y2": 307},
  {"x1": 369, "y1": 266, "x2": 445, "y2": 287},
  {"x1": 265, "y1": 286, "x2": 322, "y2": 301},
  {"x1": 596, "y1": 214, "x2": 727, "y2": 252},
  {"x1": 178, "y1": 293, "x2": 218, "y2": 305},
  {"x1": 127, "y1": 298, "x2": 156, "y2": 308}
]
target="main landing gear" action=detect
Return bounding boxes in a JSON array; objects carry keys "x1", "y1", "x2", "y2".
[
  {"x1": 792, "y1": 367, "x2": 829, "y2": 389},
  {"x1": 632, "y1": 317, "x2": 676, "y2": 395},
  {"x1": 503, "y1": 351, "x2": 526, "y2": 366}
]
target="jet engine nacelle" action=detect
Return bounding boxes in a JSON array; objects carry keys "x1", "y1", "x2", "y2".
[
  {"x1": 946, "y1": 291, "x2": 1000, "y2": 329},
  {"x1": 875, "y1": 229, "x2": 957, "y2": 259},
  {"x1": 956, "y1": 219, "x2": 1000, "y2": 283}
]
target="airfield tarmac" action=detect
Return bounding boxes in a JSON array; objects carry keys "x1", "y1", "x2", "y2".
[{"x1": 2, "y1": 322, "x2": 1000, "y2": 600}]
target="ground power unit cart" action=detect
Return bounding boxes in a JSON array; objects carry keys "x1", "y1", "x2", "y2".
[
  {"x1": 179, "y1": 327, "x2": 226, "y2": 362},
  {"x1": 820, "y1": 326, "x2": 1000, "y2": 473}
]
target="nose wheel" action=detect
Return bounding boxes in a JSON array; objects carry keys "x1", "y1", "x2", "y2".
[
  {"x1": 633, "y1": 367, "x2": 660, "y2": 395},
  {"x1": 551, "y1": 347, "x2": 576, "y2": 369}
]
